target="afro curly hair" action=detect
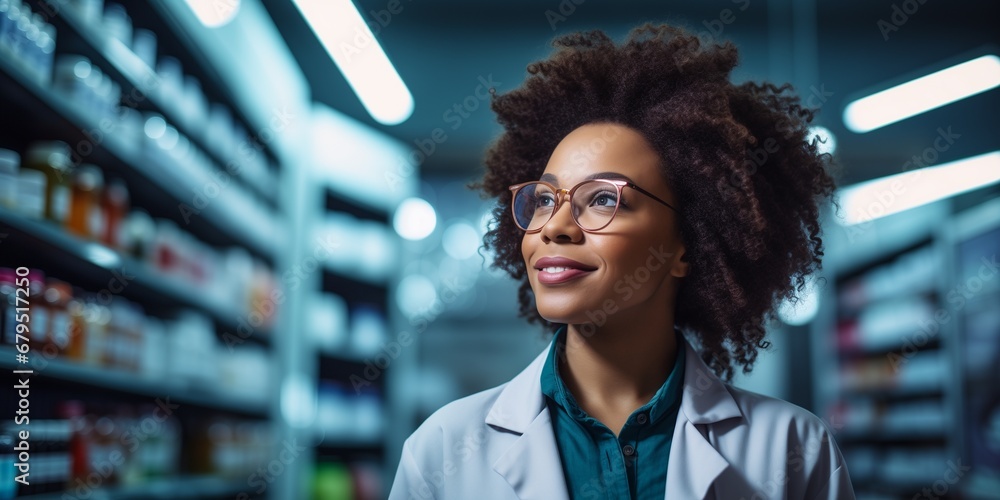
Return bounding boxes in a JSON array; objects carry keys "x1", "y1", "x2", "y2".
[{"x1": 469, "y1": 22, "x2": 840, "y2": 382}]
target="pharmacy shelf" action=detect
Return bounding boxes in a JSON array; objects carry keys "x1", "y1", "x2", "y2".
[
  {"x1": 816, "y1": 228, "x2": 961, "y2": 499},
  {"x1": 46, "y1": 2, "x2": 280, "y2": 205},
  {"x1": 836, "y1": 427, "x2": 947, "y2": 443},
  {"x1": 0, "y1": 51, "x2": 278, "y2": 261},
  {"x1": 859, "y1": 479, "x2": 941, "y2": 497},
  {"x1": 837, "y1": 337, "x2": 942, "y2": 358},
  {"x1": 0, "y1": 207, "x2": 273, "y2": 343},
  {"x1": 315, "y1": 434, "x2": 385, "y2": 451},
  {"x1": 840, "y1": 379, "x2": 946, "y2": 399},
  {"x1": 17, "y1": 474, "x2": 251, "y2": 500},
  {"x1": 4, "y1": 3, "x2": 296, "y2": 499},
  {"x1": 318, "y1": 348, "x2": 374, "y2": 364},
  {"x1": 0, "y1": 346, "x2": 268, "y2": 417},
  {"x1": 835, "y1": 283, "x2": 938, "y2": 318},
  {"x1": 314, "y1": 435, "x2": 386, "y2": 461},
  {"x1": 321, "y1": 270, "x2": 388, "y2": 308}
]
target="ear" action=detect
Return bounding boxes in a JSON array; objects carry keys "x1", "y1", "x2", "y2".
[{"x1": 671, "y1": 246, "x2": 689, "y2": 278}]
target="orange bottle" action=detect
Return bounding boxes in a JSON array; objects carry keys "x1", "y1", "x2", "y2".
[
  {"x1": 101, "y1": 178, "x2": 129, "y2": 248},
  {"x1": 66, "y1": 288, "x2": 87, "y2": 361},
  {"x1": 67, "y1": 164, "x2": 104, "y2": 239}
]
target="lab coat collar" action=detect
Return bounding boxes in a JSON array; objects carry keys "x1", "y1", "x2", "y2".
[
  {"x1": 485, "y1": 328, "x2": 743, "y2": 499},
  {"x1": 486, "y1": 337, "x2": 565, "y2": 499}
]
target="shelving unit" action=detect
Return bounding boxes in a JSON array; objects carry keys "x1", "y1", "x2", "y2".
[
  {"x1": 45, "y1": 1, "x2": 280, "y2": 207},
  {"x1": 945, "y1": 197, "x2": 1000, "y2": 498},
  {"x1": 0, "y1": 207, "x2": 271, "y2": 342},
  {"x1": 303, "y1": 186, "x2": 398, "y2": 499},
  {"x1": 0, "y1": 345, "x2": 268, "y2": 416},
  {"x1": 814, "y1": 195, "x2": 1000, "y2": 499},
  {"x1": 1, "y1": 1, "x2": 291, "y2": 498},
  {"x1": 16, "y1": 474, "x2": 248, "y2": 500},
  {"x1": 825, "y1": 237, "x2": 957, "y2": 498},
  {"x1": 0, "y1": 12, "x2": 278, "y2": 259},
  {"x1": 3, "y1": 1, "x2": 416, "y2": 497}
]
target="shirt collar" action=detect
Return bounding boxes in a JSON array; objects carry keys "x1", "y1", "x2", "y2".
[
  {"x1": 485, "y1": 326, "x2": 742, "y2": 434},
  {"x1": 539, "y1": 324, "x2": 687, "y2": 425}
]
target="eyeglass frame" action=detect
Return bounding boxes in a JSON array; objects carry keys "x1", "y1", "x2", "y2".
[{"x1": 507, "y1": 178, "x2": 681, "y2": 233}]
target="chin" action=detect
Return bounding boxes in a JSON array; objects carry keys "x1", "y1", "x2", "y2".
[{"x1": 534, "y1": 299, "x2": 599, "y2": 326}]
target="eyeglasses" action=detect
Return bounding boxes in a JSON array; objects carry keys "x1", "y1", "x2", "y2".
[{"x1": 507, "y1": 179, "x2": 680, "y2": 233}]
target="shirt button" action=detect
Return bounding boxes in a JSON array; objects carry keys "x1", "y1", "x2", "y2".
[
  {"x1": 636, "y1": 413, "x2": 648, "y2": 425},
  {"x1": 622, "y1": 444, "x2": 635, "y2": 456}
]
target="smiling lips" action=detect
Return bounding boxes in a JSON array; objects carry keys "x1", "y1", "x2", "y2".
[{"x1": 534, "y1": 256, "x2": 597, "y2": 284}]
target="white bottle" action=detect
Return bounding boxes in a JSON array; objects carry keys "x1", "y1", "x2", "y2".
[{"x1": 16, "y1": 169, "x2": 46, "y2": 219}]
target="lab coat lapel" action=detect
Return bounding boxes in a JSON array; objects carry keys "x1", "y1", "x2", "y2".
[
  {"x1": 664, "y1": 415, "x2": 733, "y2": 499},
  {"x1": 486, "y1": 342, "x2": 570, "y2": 500},
  {"x1": 491, "y1": 407, "x2": 569, "y2": 499},
  {"x1": 664, "y1": 334, "x2": 744, "y2": 500}
]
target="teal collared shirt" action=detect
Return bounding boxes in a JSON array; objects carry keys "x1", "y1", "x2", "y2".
[{"x1": 540, "y1": 325, "x2": 686, "y2": 500}]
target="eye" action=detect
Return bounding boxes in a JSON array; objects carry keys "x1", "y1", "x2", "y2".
[
  {"x1": 589, "y1": 189, "x2": 620, "y2": 208},
  {"x1": 535, "y1": 193, "x2": 556, "y2": 208}
]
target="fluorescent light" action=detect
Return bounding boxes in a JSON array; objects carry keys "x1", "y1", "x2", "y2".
[
  {"x1": 844, "y1": 54, "x2": 1000, "y2": 133},
  {"x1": 184, "y1": 0, "x2": 241, "y2": 28},
  {"x1": 837, "y1": 151, "x2": 1000, "y2": 225},
  {"x1": 291, "y1": 0, "x2": 414, "y2": 125}
]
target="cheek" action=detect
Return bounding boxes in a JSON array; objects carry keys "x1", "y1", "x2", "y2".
[
  {"x1": 520, "y1": 235, "x2": 535, "y2": 274},
  {"x1": 598, "y1": 238, "x2": 668, "y2": 286}
]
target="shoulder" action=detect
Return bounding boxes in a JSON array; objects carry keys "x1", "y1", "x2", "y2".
[
  {"x1": 398, "y1": 341, "x2": 553, "y2": 478},
  {"x1": 391, "y1": 383, "x2": 520, "y2": 500},
  {"x1": 716, "y1": 384, "x2": 854, "y2": 498},
  {"x1": 724, "y1": 383, "x2": 844, "y2": 462},
  {"x1": 402, "y1": 382, "x2": 508, "y2": 462},
  {"x1": 726, "y1": 383, "x2": 838, "y2": 437}
]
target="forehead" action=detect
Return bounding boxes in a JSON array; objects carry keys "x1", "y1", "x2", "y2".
[{"x1": 541, "y1": 122, "x2": 663, "y2": 186}]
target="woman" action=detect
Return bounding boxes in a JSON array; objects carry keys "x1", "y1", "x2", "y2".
[{"x1": 389, "y1": 23, "x2": 853, "y2": 500}]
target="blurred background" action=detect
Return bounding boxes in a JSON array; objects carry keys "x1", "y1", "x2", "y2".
[{"x1": 0, "y1": 0, "x2": 997, "y2": 498}]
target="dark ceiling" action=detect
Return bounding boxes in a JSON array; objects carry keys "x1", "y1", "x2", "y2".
[{"x1": 260, "y1": 0, "x2": 999, "y2": 188}]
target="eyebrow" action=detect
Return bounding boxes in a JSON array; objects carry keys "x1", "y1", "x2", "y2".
[{"x1": 538, "y1": 171, "x2": 636, "y2": 185}]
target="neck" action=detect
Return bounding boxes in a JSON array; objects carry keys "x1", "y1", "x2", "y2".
[{"x1": 557, "y1": 306, "x2": 680, "y2": 414}]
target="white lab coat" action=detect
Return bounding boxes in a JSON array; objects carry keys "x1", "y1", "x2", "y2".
[{"x1": 389, "y1": 333, "x2": 855, "y2": 499}]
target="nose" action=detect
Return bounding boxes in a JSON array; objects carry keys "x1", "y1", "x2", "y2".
[{"x1": 540, "y1": 191, "x2": 583, "y2": 243}]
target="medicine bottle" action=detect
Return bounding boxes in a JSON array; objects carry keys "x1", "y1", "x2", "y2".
[
  {"x1": 15, "y1": 168, "x2": 45, "y2": 219},
  {"x1": 57, "y1": 401, "x2": 90, "y2": 488},
  {"x1": 101, "y1": 178, "x2": 129, "y2": 248},
  {"x1": 83, "y1": 296, "x2": 110, "y2": 367},
  {"x1": 66, "y1": 287, "x2": 87, "y2": 361},
  {"x1": 42, "y1": 279, "x2": 73, "y2": 356},
  {"x1": 68, "y1": 164, "x2": 104, "y2": 239},
  {"x1": 23, "y1": 141, "x2": 73, "y2": 224}
]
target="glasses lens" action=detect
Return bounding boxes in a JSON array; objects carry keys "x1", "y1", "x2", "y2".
[
  {"x1": 512, "y1": 183, "x2": 556, "y2": 231},
  {"x1": 572, "y1": 180, "x2": 619, "y2": 230}
]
